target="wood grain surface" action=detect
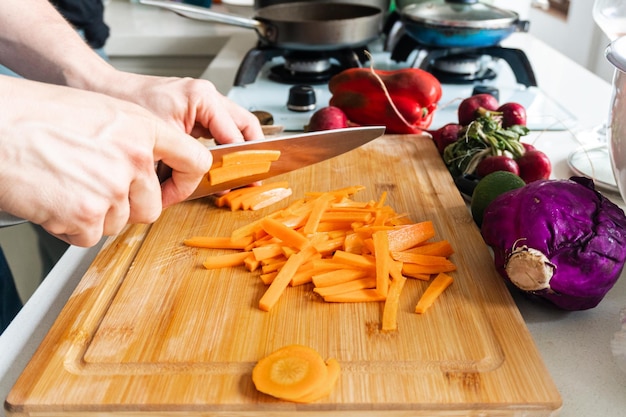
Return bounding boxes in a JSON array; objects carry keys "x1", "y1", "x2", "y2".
[{"x1": 5, "y1": 135, "x2": 562, "y2": 416}]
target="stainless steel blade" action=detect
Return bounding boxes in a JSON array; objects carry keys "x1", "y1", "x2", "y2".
[{"x1": 186, "y1": 126, "x2": 386, "y2": 200}]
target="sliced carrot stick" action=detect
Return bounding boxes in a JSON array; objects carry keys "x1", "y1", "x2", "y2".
[
  {"x1": 313, "y1": 277, "x2": 376, "y2": 298},
  {"x1": 390, "y1": 251, "x2": 453, "y2": 266},
  {"x1": 382, "y1": 263, "x2": 407, "y2": 331},
  {"x1": 414, "y1": 272, "x2": 454, "y2": 314},
  {"x1": 312, "y1": 236, "x2": 345, "y2": 255},
  {"x1": 373, "y1": 230, "x2": 390, "y2": 297},
  {"x1": 401, "y1": 261, "x2": 456, "y2": 276},
  {"x1": 331, "y1": 250, "x2": 376, "y2": 269},
  {"x1": 320, "y1": 211, "x2": 373, "y2": 223},
  {"x1": 208, "y1": 161, "x2": 272, "y2": 185},
  {"x1": 247, "y1": 187, "x2": 293, "y2": 211},
  {"x1": 221, "y1": 149, "x2": 281, "y2": 166},
  {"x1": 261, "y1": 259, "x2": 287, "y2": 274},
  {"x1": 386, "y1": 221, "x2": 436, "y2": 252},
  {"x1": 312, "y1": 268, "x2": 370, "y2": 288},
  {"x1": 215, "y1": 181, "x2": 289, "y2": 209},
  {"x1": 259, "y1": 245, "x2": 318, "y2": 311},
  {"x1": 203, "y1": 251, "x2": 251, "y2": 269},
  {"x1": 183, "y1": 235, "x2": 254, "y2": 249},
  {"x1": 244, "y1": 253, "x2": 261, "y2": 272},
  {"x1": 261, "y1": 217, "x2": 309, "y2": 251},
  {"x1": 260, "y1": 271, "x2": 278, "y2": 285},
  {"x1": 323, "y1": 289, "x2": 386, "y2": 303},
  {"x1": 252, "y1": 243, "x2": 284, "y2": 261},
  {"x1": 404, "y1": 240, "x2": 454, "y2": 257},
  {"x1": 303, "y1": 193, "x2": 335, "y2": 235}
]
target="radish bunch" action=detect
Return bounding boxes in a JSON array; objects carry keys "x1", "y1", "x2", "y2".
[{"x1": 430, "y1": 94, "x2": 551, "y2": 183}]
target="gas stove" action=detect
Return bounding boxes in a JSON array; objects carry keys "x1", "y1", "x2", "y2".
[{"x1": 227, "y1": 36, "x2": 576, "y2": 132}]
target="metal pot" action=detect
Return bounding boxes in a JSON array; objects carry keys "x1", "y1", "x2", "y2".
[
  {"x1": 400, "y1": 0, "x2": 529, "y2": 48},
  {"x1": 139, "y1": 0, "x2": 383, "y2": 51},
  {"x1": 254, "y1": 0, "x2": 391, "y2": 12},
  {"x1": 605, "y1": 35, "x2": 626, "y2": 200}
]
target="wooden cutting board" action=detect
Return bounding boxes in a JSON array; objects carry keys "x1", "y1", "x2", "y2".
[{"x1": 5, "y1": 135, "x2": 562, "y2": 416}]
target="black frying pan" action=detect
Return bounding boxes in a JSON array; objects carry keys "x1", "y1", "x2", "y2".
[{"x1": 139, "y1": 0, "x2": 383, "y2": 51}]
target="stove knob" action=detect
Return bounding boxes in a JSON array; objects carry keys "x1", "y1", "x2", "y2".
[
  {"x1": 287, "y1": 84, "x2": 316, "y2": 112},
  {"x1": 472, "y1": 85, "x2": 499, "y2": 102}
]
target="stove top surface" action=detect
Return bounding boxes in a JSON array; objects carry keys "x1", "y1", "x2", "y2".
[{"x1": 227, "y1": 43, "x2": 576, "y2": 132}]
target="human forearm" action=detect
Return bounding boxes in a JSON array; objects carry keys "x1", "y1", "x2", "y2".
[{"x1": 0, "y1": 0, "x2": 116, "y2": 87}]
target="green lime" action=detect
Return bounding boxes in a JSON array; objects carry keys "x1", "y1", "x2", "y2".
[{"x1": 471, "y1": 171, "x2": 525, "y2": 227}]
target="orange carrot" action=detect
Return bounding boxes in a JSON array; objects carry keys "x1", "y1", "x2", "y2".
[
  {"x1": 260, "y1": 217, "x2": 310, "y2": 251},
  {"x1": 323, "y1": 289, "x2": 386, "y2": 303},
  {"x1": 208, "y1": 161, "x2": 272, "y2": 185},
  {"x1": 259, "y1": 245, "x2": 317, "y2": 311},
  {"x1": 386, "y1": 221, "x2": 436, "y2": 252},
  {"x1": 402, "y1": 262, "x2": 456, "y2": 276},
  {"x1": 414, "y1": 272, "x2": 454, "y2": 314},
  {"x1": 303, "y1": 193, "x2": 335, "y2": 235},
  {"x1": 252, "y1": 243, "x2": 284, "y2": 261},
  {"x1": 252, "y1": 344, "x2": 328, "y2": 402},
  {"x1": 312, "y1": 268, "x2": 370, "y2": 288},
  {"x1": 221, "y1": 149, "x2": 280, "y2": 166},
  {"x1": 183, "y1": 235, "x2": 253, "y2": 249},
  {"x1": 372, "y1": 230, "x2": 390, "y2": 297},
  {"x1": 381, "y1": 262, "x2": 407, "y2": 331},
  {"x1": 404, "y1": 240, "x2": 454, "y2": 257},
  {"x1": 203, "y1": 251, "x2": 251, "y2": 269},
  {"x1": 242, "y1": 187, "x2": 293, "y2": 211},
  {"x1": 390, "y1": 251, "x2": 453, "y2": 266},
  {"x1": 313, "y1": 277, "x2": 376, "y2": 298}
]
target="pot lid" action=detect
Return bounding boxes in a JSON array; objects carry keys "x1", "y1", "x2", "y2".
[
  {"x1": 401, "y1": 0, "x2": 519, "y2": 29},
  {"x1": 606, "y1": 35, "x2": 626, "y2": 73}
]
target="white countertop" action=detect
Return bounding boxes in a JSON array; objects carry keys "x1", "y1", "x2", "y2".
[{"x1": 1, "y1": 1, "x2": 625, "y2": 416}]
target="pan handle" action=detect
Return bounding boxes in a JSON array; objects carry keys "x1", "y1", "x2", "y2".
[{"x1": 138, "y1": 0, "x2": 264, "y2": 33}]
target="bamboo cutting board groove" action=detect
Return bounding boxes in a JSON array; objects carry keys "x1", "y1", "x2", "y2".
[{"x1": 5, "y1": 135, "x2": 562, "y2": 416}]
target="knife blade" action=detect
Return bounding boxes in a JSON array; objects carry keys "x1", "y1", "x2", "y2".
[{"x1": 185, "y1": 126, "x2": 386, "y2": 200}]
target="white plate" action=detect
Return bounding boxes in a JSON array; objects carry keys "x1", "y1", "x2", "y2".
[{"x1": 567, "y1": 144, "x2": 620, "y2": 194}]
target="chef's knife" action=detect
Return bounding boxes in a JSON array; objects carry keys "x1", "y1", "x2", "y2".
[{"x1": 184, "y1": 126, "x2": 386, "y2": 200}]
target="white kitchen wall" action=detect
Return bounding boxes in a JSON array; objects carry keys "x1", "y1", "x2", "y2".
[{"x1": 526, "y1": 0, "x2": 614, "y2": 83}]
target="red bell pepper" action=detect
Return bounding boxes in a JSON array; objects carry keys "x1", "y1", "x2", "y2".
[{"x1": 328, "y1": 67, "x2": 442, "y2": 134}]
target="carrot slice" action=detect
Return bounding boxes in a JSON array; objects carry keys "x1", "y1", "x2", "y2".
[
  {"x1": 252, "y1": 243, "x2": 284, "y2": 261},
  {"x1": 402, "y1": 262, "x2": 456, "y2": 276},
  {"x1": 221, "y1": 149, "x2": 281, "y2": 166},
  {"x1": 303, "y1": 193, "x2": 335, "y2": 235},
  {"x1": 373, "y1": 230, "x2": 390, "y2": 297},
  {"x1": 386, "y1": 221, "x2": 436, "y2": 252},
  {"x1": 390, "y1": 251, "x2": 453, "y2": 266},
  {"x1": 252, "y1": 344, "x2": 328, "y2": 401},
  {"x1": 382, "y1": 262, "x2": 407, "y2": 331},
  {"x1": 313, "y1": 277, "x2": 376, "y2": 298},
  {"x1": 312, "y1": 268, "x2": 370, "y2": 288},
  {"x1": 331, "y1": 251, "x2": 376, "y2": 269},
  {"x1": 246, "y1": 188, "x2": 293, "y2": 211},
  {"x1": 323, "y1": 289, "x2": 386, "y2": 303},
  {"x1": 259, "y1": 245, "x2": 317, "y2": 311},
  {"x1": 405, "y1": 240, "x2": 454, "y2": 257},
  {"x1": 414, "y1": 272, "x2": 454, "y2": 314},
  {"x1": 183, "y1": 235, "x2": 253, "y2": 249},
  {"x1": 291, "y1": 358, "x2": 341, "y2": 403},
  {"x1": 203, "y1": 251, "x2": 251, "y2": 269},
  {"x1": 208, "y1": 161, "x2": 272, "y2": 185},
  {"x1": 261, "y1": 217, "x2": 309, "y2": 251}
]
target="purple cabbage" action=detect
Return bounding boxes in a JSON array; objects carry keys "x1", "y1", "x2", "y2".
[{"x1": 480, "y1": 176, "x2": 626, "y2": 310}]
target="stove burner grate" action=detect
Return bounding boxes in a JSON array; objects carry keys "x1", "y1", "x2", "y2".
[
  {"x1": 268, "y1": 63, "x2": 345, "y2": 85},
  {"x1": 233, "y1": 44, "x2": 368, "y2": 86},
  {"x1": 390, "y1": 33, "x2": 538, "y2": 87}
]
